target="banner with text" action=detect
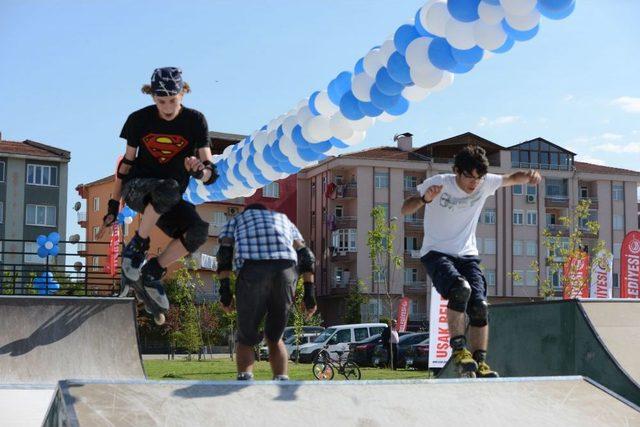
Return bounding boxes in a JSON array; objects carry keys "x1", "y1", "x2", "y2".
[
  {"x1": 428, "y1": 287, "x2": 451, "y2": 368},
  {"x1": 621, "y1": 230, "x2": 640, "y2": 299},
  {"x1": 590, "y1": 251, "x2": 613, "y2": 299},
  {"x1": 396, "y1": 297, "x2": 410, "y2": 332},
  {"x1": 563, "y1": 251, "x2": 589, "y2": 299}
]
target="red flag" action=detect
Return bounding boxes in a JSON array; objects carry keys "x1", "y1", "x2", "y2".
[
  {"x1": 563, "y1": 250, "x2": 589, "y2": 299},
  {"x1": 396, "y1": 297, "x2": 410, "y2": 332},
  {"x1": 104, "y1": 223, "x2": 120, "y2": 277},
  {"x1": 620, "y1": 231, "x2": 640, "y2": 299}
]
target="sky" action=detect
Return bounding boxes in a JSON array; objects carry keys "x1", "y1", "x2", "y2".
[{"x1": 1, "y1": 0, "x2": 639, "y2": 241}]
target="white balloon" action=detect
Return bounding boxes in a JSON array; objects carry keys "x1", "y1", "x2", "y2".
[
  {"x1": 281, "y1": 116, "x2": 298, "y2": 137},
  {"x1": 474, "y1": 21, "x2": 507, "y2": 51},
  {"x1": 253, "y1": 152, "x2": 282, "y2": 182},
  {"x1": 377, "y1": 112, "x2": 398, "y2": 123},
  {"x1": 418, "y1": 0, "x2": 440, "y2": 29},
  {"x1": 344, "y1": 130, "x2": 367, "y2": 145},
  {"x1": 296, "y1": 105, "x2": 314, "y2": 126},
  {"x1": 410, "y1": 63, "x2": 444, "y2": 89},
  {"x1": 306, "y1": 115, "x2": 332, "y2": 142},
  {"x1": 222, "y1": 143, "x2": 235, "y2": 158},
  {"x1": 301, "y1": 121, "x2": 319, "y2": 143},
  {"x1": 402, "y1": 84, "x2": 430, "y2": 102},
  {"x1": 195, "y1": 180, "x2": 209, "y2": 201},
  {"x1": 431, "y1": 71, "x2": 454, "y2": 92},
  {"x1": 330, "y1": 113, "x2": 355, "y2": 140},
  {"x1": 296, "y1": 99, "x2": 308, "y2": 110},
  {"x1": 478, "y1": 1, "x2": 505, "y2": 25},
  {"x1": 315, "y1": 90, "x2": 339, "y2": 115},
  {"x1": 424, "y1": 1, "x2": 451, "y2": 38},
  {"x1": 363, "y1": 48, "x2": 384, "y2": 77},
  {"x1": 352, "y1": 72, "x2": 375, "y2": 102},
  {"x1": 505, "y1": 9, "x2": 540, "y2": 31},
  {"x1": 241, "y1": 142, "x2": 252, "y2": 160},
  {"x1": 500, "y1": 0, "x2": 536, "y2": 16},
  {"x1": 239, "y1": 159, "x2": 260, "y2": 189},
  {"x1": 279, "y1": 134, "x2": 308, "y2": 168},
  {"x1": 346, "y1": 116, "x2": 375, "y2": 132},
  {"x1": 445, "y1": 19, "x2": 476, "y2": 50},
  {"x1": 379, "y1": 39, "x2": 397, "y2": 64},
  {"x1": 405, "y1": 37, "x2": 432, "y2": 69}
]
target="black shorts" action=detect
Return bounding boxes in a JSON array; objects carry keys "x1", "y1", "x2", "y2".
[
  {"x1": 421, "y1": 250, "x2": 487, "y2": 307},
  {"x1": 122, "y1": 178, "x2": 204, "y2": 240},
  {"x1": 235, "y1": 260, "x2": 298, "y2": 346}
]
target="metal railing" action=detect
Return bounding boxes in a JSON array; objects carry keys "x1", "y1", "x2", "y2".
[{"x1": 404, "y1": 250, "x2": 421, "y2": 259}]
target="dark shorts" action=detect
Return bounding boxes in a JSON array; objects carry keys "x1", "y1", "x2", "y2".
[
  {"x1": 421, "y1": 250, "x2": 487, "y2": 307},
  {"x1": 235, "y1": 259, "x2": 298, "y2": 346},
  {"x1": 122, "y1": 178, "x2": 204, "y2": 240}
]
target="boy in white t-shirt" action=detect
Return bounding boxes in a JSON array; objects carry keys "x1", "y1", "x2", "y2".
[{"x1": 401, "y1": 145, "x2": 541, "y2": 377}]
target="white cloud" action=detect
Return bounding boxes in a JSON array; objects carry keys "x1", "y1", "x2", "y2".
[
  {"x1": 568, "y1": 137, "x2": 591, "y2": 145},
  {"x1": 611, "y1": 97, "x2": 640, "y2": 113},
  {"x1": 576, "y1": 154, "x2": 606, "y2": 166},
  {"x1": 600, "y1": 132, "x2": 624, "y2": 141},
  {"x1": 477, "y1": 115, "x2": 521, "y2": 127},
  {"x1": 562, "y1": 94, "x2": 574, "y2": 102},
  {"x1": 592, "y1": 142, "x2": 640, "y2": 153}
]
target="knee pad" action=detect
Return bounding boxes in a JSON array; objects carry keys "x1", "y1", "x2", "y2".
[
  {"x1": 468, "y1": 300, "x2": 489, "y2": 327},
  {"x1": 447, "y1": 278, "x2": 471, "y2": 313},
  {"x1": 180, "y1": 219, "x2": 208, "y2": 253},
  {"x1": 150, "y1": 180, "x2": 181, "y2": 214}
]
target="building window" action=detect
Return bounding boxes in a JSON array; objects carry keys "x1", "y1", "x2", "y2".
[
  {"x1": 613, "y1": 273, "x2": 619, "y2": 288},
  {"x1": 404, "y1": 236, "x2": 419, "y2": 251},
  {"x1": 513, "y1": 210, "x2": 524, "y2": 225},
  {"x1": 334, "y1": 267, "x2": 344, "y2": 286},
  {"x1": 580, "y1": 186, "x2": 588, "y2": 198},
  {"x1": 93, "y1": 226, "x2": 100, "y2": 240},
  {"x1": 374, "y1": 172, "x2": 389, "y2": 189},
  {"x1": 404, "y1": 268, "x2": 418, "y2": 283},
  {"x1": 212, "y1": 211, "x2": 227, "y2": 226},
  {"x1": 375, "y1": 203, "x2": 389, "y2": 220},
  {"x1": 484, "y1": 238, "x2": 496, "y2": 255},
  {"x1": 526, "y1": 185, "x2": 537, "y2": 196},
  {"x1": 263, "y1": 182, "x2": 280, "y2": 198},
  {"x1": 513, "y1": 270, "x2": 524, "y2": 286},
  {"x1": 0, "y1": 202, "x2": 3, "y2": 224},
  {"x1": 526, "y1": 211, "x2": 537, "y2": 226},
  {"x1": 548, "y1": 269, "x2": 563, "y2": 289},
  {"x1": 513, "y1": 184, "x2": 523, "y2": 195},
  {"x1": 93, "y1": 257, "x2": 100, "y2": 270},
  {"x1": 25, "y1": 204, "x2": 56, "y2": 227},
  {"x1": 332, "y1": 229, "x2": 357, "y2": 252},
  {"x1": 335, "y1": 175, "x2": 344, "y2": 185},
  {"x1": 481, "y1": 209, "x2": 496, "y2": 224},
  {"x1": 335, "y1": 205, "x2": 343, "y2": 218},
  {"x1": 526, "y1": 240, "x2": 537, "y2": 257},
  {"x1": 613, "y1": 215, "x2": 624, "y2": 230},
  {"x1": 612, "y1": 183, "x2": 624, "y2": 201},
  {"x1": 404, "y1": 176, "x2": 417, "y2": 190},
  {"x1": 0, "y1": 161, "x2": 5, "y2": 182},
  {"x1": 513, "y1": 240, "x2": 523, "y2": 256},
  {"x1": 93, "y1": 197, "x2": 100, "y2": 212},
  {"x1": 373, "y1": 270, "x2": 385, "y2": 283},
  {"x1": 26, "y1": 164, "x2": 58, "y2": 186},
  {"x1": 613, "y1": 243, "x2": 621, "y2": 259},
  {"x1": 485, "y1": 270, "x2": 496, "y2": 286},
  {"x1": 24, "y1": 242, "x2": 46, "y2": 264},
  {"x1": 546, "y1": 179, "x2": 567, "y2": 197},
  {"x1": 526, "y1": 270, "x2": 538, "y2": 287}
]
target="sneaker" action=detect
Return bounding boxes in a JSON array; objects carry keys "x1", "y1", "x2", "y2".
[
  {"x1": 237, "y1": 372, "x2": 254, "y2": 381},
  {"x1": 122, "y1": 233, "x2": 149, "y2": 281},
  {"x1": 138, "y1": 263, "x2": 169, "y2": 311},
  {"x1": 452, "y1": 348, "x2": 478, "y2": 373},
  {"x1": 476, "y1": 361, "x2": 499, "y2": 378},
  {"x1": 273, "y1": 375, "x2": 290, "y2": 381}
]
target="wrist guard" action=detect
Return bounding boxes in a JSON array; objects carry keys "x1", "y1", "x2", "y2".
[
  {"x1": 303, "y1": 281, "x2": 316, "y2": 310},
  {"x1": 219, "y1": 277, "x2": 232, "y2": 307},
  {"x1": 103, "y1": 199, "x2": 120, "y2": 226}
]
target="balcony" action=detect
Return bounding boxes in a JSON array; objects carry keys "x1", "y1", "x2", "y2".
[
  {"x1": 335, "y1": 183, "x2": 357, "y2": 199},
  {"x1": 335, "y1": 216, "x2": 357, "y2": 229},
  {"x1": 512, "y1": 161, "x2": 574, "y2": 171},
  {"x1": 77, "y1": 211, "x2": 87, "y2": 225},
  {"x1": 546, "y1": 224, "x2": 570, "y2": 234},
  {"x1": 329, "y1": 279, "x2": 357, "y2": 295},
  {"x1": 330, "y1": 250, "x2": 357, "y2": 263},
  {"x1": 404, "y1": 218, "x2": 423, "y2": 230},
  {"x1": 76, "y1": 242, "x2": 87, "y2": 255},
  {"x1": 545, "y1": 195, "x2": 569, "y2": 207},
  {"x1": 404, "y1": 281, "x2": 428, "y2": 293},
  {"x1": 579, "y1": 196, "x2": 598, "y2": 209},
  {"x1": 404, "y1": 250, "x2": 422, "y2": 263}
]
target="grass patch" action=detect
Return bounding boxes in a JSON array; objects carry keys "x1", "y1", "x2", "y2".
[{"x1": 143, "y1": 358, "x2": 433, "y2": 381}]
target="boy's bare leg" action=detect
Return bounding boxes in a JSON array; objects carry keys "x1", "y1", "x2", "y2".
[
  {"x1": 447, "y1": 309, "x2": 467, "y2": 338},
  {"x1": 468, "y1": 326, "x2": 488, "y2": 354},
  {"x1": 137, "y1": 204, "x2": 161, "y2": 239},
  {"x1": 267, "y1": 339, "x2": 288, "y2": 377},
  {"x1": 236, "y1": 342, "x2": 256, "y2": 374}
]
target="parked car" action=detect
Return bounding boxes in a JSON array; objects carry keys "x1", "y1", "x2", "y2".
[
  {"x1": 259, "y1": 332, "x2": 323, "y2": 361},
  {"x1": 296, "y1": 323, "x2": 387, "y2": 363},
  {"x1": 282, "y1": 326, "x2": 325, "y2": 342},
  {"x1": 372, "y1": 332, "x2": 429, "y2": 368},
  {"x1": 404, "y1": 337, "x2": 430, "y2": 370},
  {"x1": 348, "y1": 334, "x2": 383, "y2": 367}
]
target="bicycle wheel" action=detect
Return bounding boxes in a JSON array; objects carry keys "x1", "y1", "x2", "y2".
[
  {"x1": 312, "y1": 362, "x2": 335, "y2": 380},
  {"x1": 342, "y1": 361, "x2": 361, "y2": 380}
]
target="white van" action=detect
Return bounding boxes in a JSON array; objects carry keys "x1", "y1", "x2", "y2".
[{"x1": 296, "y1": 323, "x2": 387, "y2": 363}]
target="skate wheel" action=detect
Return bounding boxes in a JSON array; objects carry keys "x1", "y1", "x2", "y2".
[{"x1": 154, "y1": 312, "x2": 166, "y2": 325}]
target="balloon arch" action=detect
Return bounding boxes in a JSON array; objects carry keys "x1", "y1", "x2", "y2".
[{"x1": 184, "y1": 0, "x2": 575, "y2": 204}]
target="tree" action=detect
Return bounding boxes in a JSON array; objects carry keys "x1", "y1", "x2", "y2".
[
  {"x1": 367, "y1": 206, "x2": 402, "y2": 320},
  {"x1": 288, "y1": 276, "x2": 323, "y2": 363},
  {"x1": 344, "y1": 279, "x2": 369, "y2": 324}
]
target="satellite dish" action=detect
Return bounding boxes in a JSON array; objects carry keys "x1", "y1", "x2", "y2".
[
  {"x1": 73, "y1": 202, "x2": 81, "y2": 212},
  {"x1": 68, "y1": 234, "x2": 80, "y2": 243},
  {"x1": 73, "y1": 261, "x2": 83, "y2": 272}
]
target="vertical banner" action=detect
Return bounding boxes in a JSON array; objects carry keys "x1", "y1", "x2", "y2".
[
  {"x1": 428, "y1": 287, "x2": 451, "y2": 369},
  {"x1": 563, "y1": 251, "x2": 590, "y2": 299},
  {"x1": 590, "y1": 251, "x2": 613, "y2": 299},
  {"x1": 396, "y1": 297, "x2": 410, "y2": 332},
  {"x1": 621, "y1": 231, "x2": 640, "y2": 299},
  {"x1": 103, "y1": 223, "x2": 120, "y2": 277}
]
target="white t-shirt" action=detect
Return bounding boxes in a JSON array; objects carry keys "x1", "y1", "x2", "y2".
[{"x1": 417, "y1": 173, "x2": 503, "y2": 257}]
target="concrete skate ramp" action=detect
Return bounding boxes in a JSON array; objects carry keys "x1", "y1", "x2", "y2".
[
  {"x1": 44, "y1": 377, "x2": 639, "y2": 427},
  {"x1": 0, "y1": 296, "x2": 145, "y2": 384},
  {"x1": 439, "y1": 300, "x2": 640, "y2": 405}
]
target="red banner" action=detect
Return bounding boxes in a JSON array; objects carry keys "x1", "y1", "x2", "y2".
[
  {"x1": 396, "y1": 297, "x2": 410, "y2": 332},
  {"x1": 563, "y1": 250, "x2": 589, "y2": 299},
  {"x1": 621, "y1": 231, "x2": 640, "y2": 299},
  {"x1": 104, "y1": 223, "x2": 120, "y2": 277}
]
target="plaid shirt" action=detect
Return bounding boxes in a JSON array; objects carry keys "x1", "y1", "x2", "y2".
[{"x1": 219, "y1": 208, "x2": 303, "y2": 270}]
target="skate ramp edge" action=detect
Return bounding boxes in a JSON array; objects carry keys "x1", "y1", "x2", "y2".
[
  {"x1": 0, "y1": 384, "x2": 56, "y2": 427},
  {"x1": 43, "y1": 376, "x2": 640, "y2": 427}
]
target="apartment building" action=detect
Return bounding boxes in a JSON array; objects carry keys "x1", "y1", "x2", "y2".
[
  {"x1": 297, "y1": 132, "x2": 640, "y2": 325},
  {"x1": 0, "y1": 136, "x2": 70, "y2": 270}
]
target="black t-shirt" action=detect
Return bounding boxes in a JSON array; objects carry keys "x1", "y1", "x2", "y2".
[{"x1": 120, "y1": 105, "x2": 209, "y2": 192}]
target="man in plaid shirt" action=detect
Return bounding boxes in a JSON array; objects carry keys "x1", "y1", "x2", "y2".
[{"x1": 216, "y1": 203, "x2": 317, "y2": 381}]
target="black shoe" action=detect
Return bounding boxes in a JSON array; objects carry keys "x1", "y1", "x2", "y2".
[{"x1": 122, "y1": 233, "x2": 149, "y2": 281}]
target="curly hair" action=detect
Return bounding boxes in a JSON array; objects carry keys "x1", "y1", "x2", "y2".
[
  {"x1": 140, "y1": 82, "x2": 191, "y2": 95},
  {"x1": 453, "y1": 145, "x2": 489, "y2": 177}
]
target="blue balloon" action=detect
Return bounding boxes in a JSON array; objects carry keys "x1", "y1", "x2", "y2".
[
  {"x1": 375, "y1": 68, "x2": 404, "y2": 96},
  {"x1": 358, "y1": 101, "x2": 384, "y2": 118},
  {"x1": 537, "y1": 0, "x2": 575, "y2": 20},
  {"x1": 414, "y1": 10, "x2": 436, "y2": 37},
  {"x1": 447, "y1": 0, "x2": 481, "y2": 22},
  {"x1": 308, "y1": 139, "x2": 333, "y2": 154},
  {"x1": 271, "y1": 141, "x2": 289, "y2": 163},
  {"x1": 386, "y1": 96, "x2": 410, "y2": 116},
  {"x1": 492, "y1": 36, "x2": 515, "y2": 54},
  {"x1": 37, "y1": 246, "x2": 48, "y2": 258},
  {"x1": 354, "y1": 57, "x2": 365, "y2": 74},
  {"x1": 483, "y1": 0, "x2": 500, "y2": 4},
  {"x1": 450, "y1": 46, "x2": 483, "y2": 65},
  {"x1": 370, "y1": 85, "x2": 401, "y2": 110},
  {"x1": 48, "y1": 232, "x2": 60, "y2": 244},
  {"x1": 538, "y1": 0, "x2": 573, "y2": 12},
  {"x1": 329, "y1": 137, "x2": 350, "y2": 149},
  {"x1": 276, "y1": 125, "x2": 284, "y2": 139},
  {"x1": 49, "y1": 245, "x2": 59, "y2": 257},
  {"x1": 296, "y1": 145, "x2": 323, "y2": 162},
  {"x1": 339, "y1": 91, "x2": 366, "y2": 120},
  {"x1": 387, "y1": 52, "x2": 413, "y2": 85},
  {"x1": 450, "y1": 61, "x2": 475, "y2": 74},
  {"x1": 247, "y1": 157, "x2": 268, "y2": 185},
  {"x1": 263, "y1": 146, "x2": 283, "y2": 172},
  {"x1": 260, "y1": 125, "x2": 267, "y2": 131},
  {"x1": 394, "y1": 24, "x2": 420, "y2": 55},
  {"x1": 37, "y1": 235, "x2": 47, "y2": 246},
  {"x1": 278, "y1": 160, "x2": 300, "y2": 174},
  {"x1": 328, "y1": 71, "x2": 352, "y2": 105},
  {"x1": 428, "y1": 38, "x2": 457, "y2": 72},
  {"x1": 233, "y1": 164, "x2": 251, "y2": 189},
  {"x1": 291, "y1": 125, "x2": 312, "y2": 149},
  {"x1": 308, "y1": 91, "x2": 321, "y2": 116},
  {"x1": 501, "y1": 20, "x2": 539, "y2": 42},
  {"x1": 117, "y1": 212, "x2": 125, "y2": 224}
]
